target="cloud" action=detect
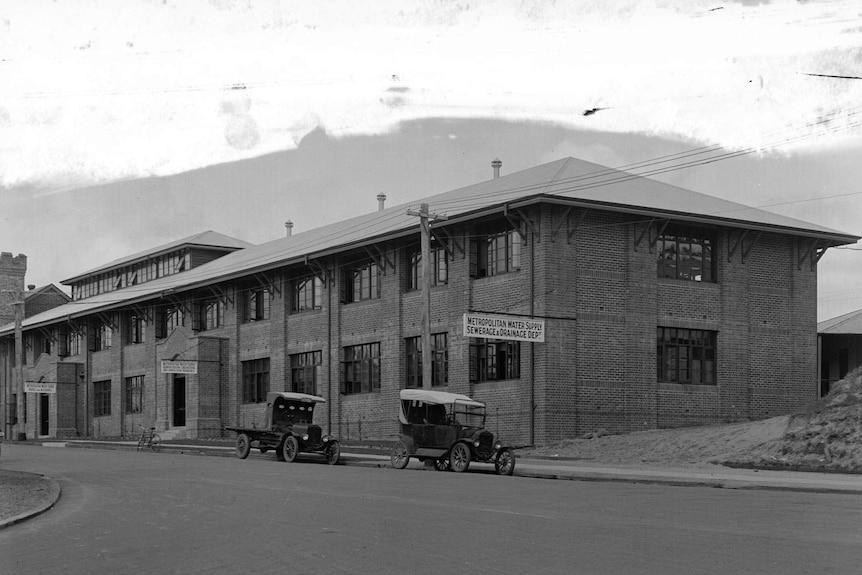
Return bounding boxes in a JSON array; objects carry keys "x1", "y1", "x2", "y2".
[{"x1": 1, "y1": 0, "x2": 861, "y2": 193}]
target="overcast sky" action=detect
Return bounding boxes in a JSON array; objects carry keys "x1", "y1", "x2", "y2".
[{"x1": 2, "y1": 0, "x2": 862, "y2": 320}]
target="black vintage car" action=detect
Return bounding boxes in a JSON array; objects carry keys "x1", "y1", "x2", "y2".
[
  {"x1": 226, "y1": 392, "x2": 340, "y2": 465},
  {"x1": 390, "y1": 389, "x2": 516, "y2": 475}
]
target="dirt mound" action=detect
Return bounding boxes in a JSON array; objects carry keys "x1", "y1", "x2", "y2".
[
  {"x1": 521, "y1": 370, "x2": 862, "y2": 473},
  {"x1": 726, "y1": 372, "x2": 862, "y2": 473}
]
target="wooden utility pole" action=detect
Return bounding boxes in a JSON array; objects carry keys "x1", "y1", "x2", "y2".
[
  {"x1": 14, "y1": 300, "x2": 23, "y2": 439},
  {"x1": 407, "y1": 203, "x2": 447, "y2": 389}
]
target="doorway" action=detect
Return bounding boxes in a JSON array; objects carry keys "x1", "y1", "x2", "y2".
[
  {"x1": 40, "y1": 393, "x2": 50, "y2": 436},
  {"x1": 173, "y1": 375, "x2": 186, "y2": 427}
]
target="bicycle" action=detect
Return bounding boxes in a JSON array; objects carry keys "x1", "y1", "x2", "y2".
[{"x1": 136, "y1": 425, "x2": 161, "y2": 452}]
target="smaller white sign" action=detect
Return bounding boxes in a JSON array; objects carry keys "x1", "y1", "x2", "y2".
[
  {"x1": 25, "y1": 381, "x2": 56, "y2": 394},
  {"x1": 161, "y1": 360, "x2": 198, "y2": 374},
  {"x1": 463, "y1": 313, "x2": 546, "y2": 343}
]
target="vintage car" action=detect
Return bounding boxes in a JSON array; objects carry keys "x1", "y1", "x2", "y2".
[
  {"x1": 390, "y1": 389, "x2": 516, "y2": 475},
  {"x1": 226, "y1": 392, "x2": 340, "y2": 465}
]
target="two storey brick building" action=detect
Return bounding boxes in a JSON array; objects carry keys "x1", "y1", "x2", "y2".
[{"x1": 1, "y1": 158, "x2": 857, "y2": 445}]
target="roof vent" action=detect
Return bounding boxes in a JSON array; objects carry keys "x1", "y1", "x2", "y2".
[
  {"x1": 377, "y1": 193, "x2": 387, "y2": 211},
  {"x1": 285, "y1": 220, "x2": 294, "y2": 237},
  {"x1": 492, "y1": 158, "x2": 502, "y2": 179}
]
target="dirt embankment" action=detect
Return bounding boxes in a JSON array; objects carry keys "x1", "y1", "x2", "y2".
[{"x1": 520, "y1": 371, "x2": 862, "y2": 473}]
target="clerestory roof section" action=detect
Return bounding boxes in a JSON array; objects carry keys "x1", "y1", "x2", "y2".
[
  {"x1": 62, "y1": 230, "x2": 254, "y2": 284},
  {"x1": 3, "y1": 157, "x2": 859, "y2": 336}
]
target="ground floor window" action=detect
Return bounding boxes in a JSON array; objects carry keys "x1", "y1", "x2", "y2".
[
  {"x1": 94, "y1": 380, "x2": 112, "y2": 416},
  {"x1": 657, "y1": 327, "x2": 717, "y2": 384},
  {"x1": 242, "y1": 358, "x2": 270, "y2": 403},
  {"x1": 405, "y1": 333, "x2": 449, "y2": 388},
  {"x1": 471, "y1": 338, "x2": 520, "y2": 382},
  {"x1": 291, "y1": 351, "x2": 322, "y2": 395},
  {"x1": 125, "y1": 375, "x2": 144, "y2": 414},
  {"x1": 342, "y1": 342, "x2": 380, "y2": 394}
]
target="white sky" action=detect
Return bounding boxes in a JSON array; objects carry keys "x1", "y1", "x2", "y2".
[{"x1": 2, "y1": 0, "x2": 862, "y2": 319}]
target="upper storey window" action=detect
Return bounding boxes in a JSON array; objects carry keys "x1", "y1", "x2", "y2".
[
  {"x1": 657, "y1": 224, "x2": 715, "y2": 282},
  {"x1": 471, "y1": 223, "x2": 522, "y2": 278}
]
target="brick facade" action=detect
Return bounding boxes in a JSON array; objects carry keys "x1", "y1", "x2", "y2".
[{"x1": 0, "y1": 163, "x2": 850, "y2": 446}]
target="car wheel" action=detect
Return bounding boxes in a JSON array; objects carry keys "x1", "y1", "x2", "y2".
[
  {"x1": 494, "y1": 447, "x2": 516, "y2": 476},
  {"x1": 235, "y1": 434, "x2": 251, "y2": 459},
  {"x1": 434, "y1": 458, "x2": 451, "y2": 472},
  {"x1": 282, "y1": 436, "x2": 299, "y2": 462},
  {"x1": 449, "y1": 442, "x2": 471, "y2": 473},
  {"x1": 391, "y1": 441, "x2": 410, "y2": 469},
  {"x1": 326, "y1": 441, "x2": 341, "y2": 465}
]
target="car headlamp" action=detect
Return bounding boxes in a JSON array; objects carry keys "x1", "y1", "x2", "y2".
[
  {"x1": 302, "y1": 434, "x2": 309, "y2": 441},
  {"x1": 494, "y1": 441, "x2": 502, "y2": 450},
  {"x1": 474, "y1": 440, "x2": 481, "y2": 447}
]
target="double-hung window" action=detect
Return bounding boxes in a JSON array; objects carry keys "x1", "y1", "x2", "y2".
[
  {"x1": 657, "y1": 327, "x2": 717, "y2": 384},
  {"x1": 125, "y1": 375, "x2": 144, "y2": 414},
  {"x1": 405, "y1": 334, "x2": 448, "y2": 388},
  {"x1": 342, "y1": 343, "x2": 381, "y2": 394},
  {"x1": 242, "y1": 358, "x2": 270, "y2": 403},
  {"x1": 94, "y1": 380, "x2": 111, "y2": 416},
  {"x1": 290, "y1": 351, "x2": 322, "y2": 395}
]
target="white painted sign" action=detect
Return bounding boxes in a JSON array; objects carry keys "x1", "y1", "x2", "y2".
[
  {"x1": 25, "y1": 381, "x2": 56, "y2": 393},
  {"x1": 463, "y1": 313, "x2": 546, "y2": 342},
  {"x1": 160, "y1": 360, "x2": 198, "y2": 374}
]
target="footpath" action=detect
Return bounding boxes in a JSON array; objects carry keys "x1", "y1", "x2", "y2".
[{"x1": 3, "y1": 439, "x2": 862, "y2": 530}]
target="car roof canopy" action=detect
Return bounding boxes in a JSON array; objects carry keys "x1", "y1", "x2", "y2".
[
  {"x1": 398, "y1": 389, "x2": 485, "y2": 408},
  {"x1": 267, "y1": 392, "x2": 326, "y2": 404}
]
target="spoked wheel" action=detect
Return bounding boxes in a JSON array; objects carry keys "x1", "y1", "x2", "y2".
[
  {"x1": 391, "y1": 441, "x2": 410, "y2": 469},
  {"x1": 434, "y1": 458, "x2": 451, "y2": 472},
  {"x1": 325, "y1": 441, "x2": 341, "y2": 465},
  {"x1": 282, "y1": 436, "x2": 299, "y2": 462},
  {"x1": 235, "y1": 434, "x2": 251, "y2": 459},
  {"x1": 449, "y1": 442, "x2": 471, "y2": 473},
  {"x1": 494, "y1": 447, "x2": 516, "y2": 476},
  {"x1": 149, "y1": 434, "x2": 161, "y2": 452}
]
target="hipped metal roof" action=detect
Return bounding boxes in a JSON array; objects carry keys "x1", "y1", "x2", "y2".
[
  {"x1": 3, "y1": 157, "x2": 858, "y2": 336},
  {"x1": 819, "y1": 309, "x2": 862, "y2": 335}
]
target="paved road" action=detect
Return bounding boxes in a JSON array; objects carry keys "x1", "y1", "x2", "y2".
[{"x1": 2, "y1": 445, "x2": 861, "y2": 574}]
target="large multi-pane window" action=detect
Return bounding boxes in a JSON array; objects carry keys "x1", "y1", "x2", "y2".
[
  {"x1": 342, "y1": 343, "x2": 381, "y2": 394},
  {"x1": 408, "y1": 248, "x2": 449, "y2": 290},
  {"x1": 200, "y1": 298, "x2": 223, "y2": 331},
  {"x1": 243, "y1": 287, "x2": 270, "y2": 322},
  {"x1": 471, "y1": 338, "x2": 521, "y2": 382},
  {"x1": 94, "y1": 322, "x2": 112, "y2": 351},
  {"x1": 405, "y1": 334, "x2": 449, "y2": 388},
  {"x1": 125, "y1": 375, "x2": 144, "y2": 414},
  {"x1": 473, "y1": 228, "x2": 522, "y2": 278},
  {"x1": 657, "y1": 224, "x2": 715, "y2": 282},
  {"x1": 242, "y1": 358, "x2": 270, "y2": 403},
  {"x1": 292, "y1": 276, "x2": 323, "y2": 312},
  {"x1": 343, "y1": 262, "x2": 379, "y2": 303},
  {"x1": 290, "y1": 351, "x2": 322, "y2": 395},
  {"x1": 94, "y1": 380, "x2": 111, "y2": 417},
  {"x1": 127, "y1": 314, "x2": 146, "y2": 344},
  {"x1": 657, "y1": 327, "x2": 717, "y2": 385}
]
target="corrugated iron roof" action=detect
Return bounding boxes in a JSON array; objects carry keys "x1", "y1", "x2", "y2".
[
  {"x1": 819, "y1": 309, "x2": 862, "y2": 334},
  {"x1": 4, "y1": 157, "x2": 859, "y2": 335}
]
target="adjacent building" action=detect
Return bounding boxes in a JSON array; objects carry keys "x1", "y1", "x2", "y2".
[{"x1": 1, "y1": 157, "x2": 857, "y2": 445}]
